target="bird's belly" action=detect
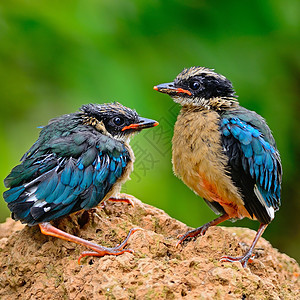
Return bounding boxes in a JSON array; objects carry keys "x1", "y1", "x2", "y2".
[{"x1": 172, "y1": 110, "x2": 250, "y2": 220}]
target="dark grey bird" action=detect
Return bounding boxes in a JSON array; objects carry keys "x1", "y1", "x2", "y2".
[{"x1": 3, "y1": 102, "x2": 158, "y2": 262}]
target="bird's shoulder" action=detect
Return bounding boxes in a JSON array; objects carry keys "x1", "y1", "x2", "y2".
[
  {"x1": 4, "y1": 113, "x2": 129, "y2": 189},
  {"x1": 220, "y1": 106, "x2": 276, "y2": 147},
  {"x1": 23, "y1": 112, "x2": 126, "y2": 160}
]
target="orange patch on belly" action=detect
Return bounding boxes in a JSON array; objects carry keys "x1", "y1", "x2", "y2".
[{"x1": 201, "y1": 176, "x2": 242, "y2": 219}]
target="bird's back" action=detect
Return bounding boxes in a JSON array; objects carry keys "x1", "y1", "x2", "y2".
[{"x1": 3, "y1": 113, "x2": 132, "y2": 225}]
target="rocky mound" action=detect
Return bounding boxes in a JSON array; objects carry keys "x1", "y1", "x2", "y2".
[{"x1": 0, "y1": 197, "x2": 299, "y2": 299}]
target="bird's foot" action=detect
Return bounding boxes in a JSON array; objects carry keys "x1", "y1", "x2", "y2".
[
  {"x1": 38, "y1": 223, "x2": 142, "y2": 264},
  {"x1": 220, "y1": 223, "x2": 267, "y2": 268},
  {"x1": 176, "y1": 224, "x2": 209, "y2": 247},
  {"x1": 98, "y1": 193, "x2": 137, "y2": 209},
  {"x1": 176, "y1": 214, "x2": 230, "y2": 247},
  {"x1": 78, "y1": 227, "x2": 142, "y2": 264},
  {"x1": 220, "y1": 252, "x2": 255, "y2": 268}
]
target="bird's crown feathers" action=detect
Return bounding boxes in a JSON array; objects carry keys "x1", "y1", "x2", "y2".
[
  {"x1": 80, "y1": 102, "x2": 138, "y2": 120},
  {"x1": 175, "y1": 66, "x2": 227, "y2": 83}
]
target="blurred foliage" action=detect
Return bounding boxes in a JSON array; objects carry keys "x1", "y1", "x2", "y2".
[{"x1": 0, "y1": 0, "x2": 299, "y2": 261}]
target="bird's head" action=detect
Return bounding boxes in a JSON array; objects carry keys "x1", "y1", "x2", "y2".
[
  {"x1": 154, "y1": 66, "x2": 237, "y2": 108},
  {"x1": 80, "y1": 102, "x2": 158, "y2": 142}
]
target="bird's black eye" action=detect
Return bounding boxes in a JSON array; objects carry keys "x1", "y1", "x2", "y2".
[
  {"x1": 189, "y1": 80, "x2": 200, "y2": 90},
  {"x1": 113, "y1": 117, "x2": 124, "y2": 126}
]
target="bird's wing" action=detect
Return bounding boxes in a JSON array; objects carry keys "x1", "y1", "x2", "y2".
[
  {"x1": 220, "y1": 116, "x2": 282, "y2": 224},
  {"x1": 3, "y1": 129, "x2": 130, "y2": 225}
]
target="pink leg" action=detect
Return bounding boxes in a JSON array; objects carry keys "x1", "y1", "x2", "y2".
[
  {"x1": 176, "y1": 213, "x2": 230, "y2": 247},
  {"x1": 220, "y1": 223, "x2": 268, "y2": 268},
  {"x1": 107, "y1": 197, "x2": 135, "y2": 206},
  {"x1": 99, "y1": 193, "x2": 137, "y2": 208},
  {"x1": 39, "y1": 223, "x2": 141, "y2": 264}
]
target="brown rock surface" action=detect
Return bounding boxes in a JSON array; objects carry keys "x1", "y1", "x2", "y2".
[{"x1": 0, "y1": 198, "x2": 299, "y2": 299}]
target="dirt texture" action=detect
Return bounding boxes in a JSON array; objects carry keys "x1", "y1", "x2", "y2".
[{"x1": 0, "y1": 197, "x2": 299, "y2": 299}]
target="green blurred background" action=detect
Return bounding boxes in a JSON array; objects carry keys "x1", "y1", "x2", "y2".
[{"x1": 0, "y1": 1, "x2": 299, "y2": 262}]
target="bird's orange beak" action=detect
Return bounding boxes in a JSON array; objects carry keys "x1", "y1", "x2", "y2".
[
  {"x1": 153, "y1": 82, "x2": 192, "y2": 96},
  {"x1": 122, "y1": 117, "x2": 159, "y2": 132}
]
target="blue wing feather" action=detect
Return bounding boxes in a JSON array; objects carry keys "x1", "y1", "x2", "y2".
[
  {"x1": 220, "y1": 116, "x2": 282, "y2": 223},
  {"x1": 45, "y1": 180, "x2": 67, "y2": 203},
  {"x1": 3, "y1": 186, "x2": 25, "y2": 203},
  {"x1": 53, "y1": 185, "x2": 74, "y2": 205},
  {"x1": 68, "y1": 168, "x2": 84, "y2": 188},
  {"x1": 60, "y1": 160, "x2": 74, "y2": 185},
  {"x1": 3, "y1": 129, "x2": 131, "y2": 226},
  {"x1": 80, "y1": 166, "x2": 94, "y2": 189},
  {"x1": 110, "y1": 160, "x2": 116, "y2": 171},
  {"x1": 35, "y1": 171, "x2": 59, "y2": 200}
]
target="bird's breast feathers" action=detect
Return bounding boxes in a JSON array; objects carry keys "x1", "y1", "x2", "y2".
[
  {"x1": 172, "y1": 106, "x2": 281, "y2": 223},
  {"x1": 172, "y1": 108, "x2": 248, "y2": 219}
]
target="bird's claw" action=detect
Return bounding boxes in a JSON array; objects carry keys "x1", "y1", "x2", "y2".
[
  {"x1": 219, "y1": 253, "x2": 255, "y2": 268},
  {"x1": 78, "y1": 248, "x2": 135, "y2": 264},
  {"x1": 176, "y1": 225, "x2": 208, "y2": 248},
  {"x1": 77, "y1": 227, "x2": 142, "y2": 264},
  {"x1": 175, "y1": 235, "x2": 190, "y2": 248}
]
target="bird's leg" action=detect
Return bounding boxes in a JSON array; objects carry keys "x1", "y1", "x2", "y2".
[
  {"x1": 99, "y1": 193, "x2": 137, "y2": 209},
  {"x1": 176, "y1": 213, "x2": 230, "y2": 247},
  {"x1": 220, "y1": 223, "x2": 268, "y2": 268},
  {"x1": 39, "y1": 222, "x2": 141, "y2": 264}
]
